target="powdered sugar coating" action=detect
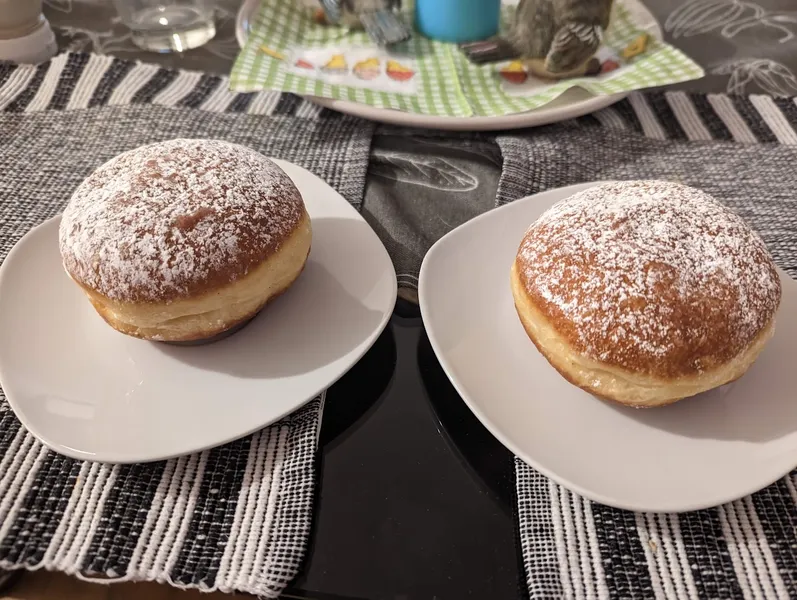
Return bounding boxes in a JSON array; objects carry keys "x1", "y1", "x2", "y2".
[
  {"x1": 516, "y1": 181, "x2": 781, "y2": 377},
  {"x1": 59, "y1": 139, "x2": 305, "y2": 303}
]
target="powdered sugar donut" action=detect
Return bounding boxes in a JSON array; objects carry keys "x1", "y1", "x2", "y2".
[
  {"x1": 510, "y1": 180, "x2": 781, "y2": 407},
  {"x1": 59, "y1": 139, "x2": 312, "y2": 342}
]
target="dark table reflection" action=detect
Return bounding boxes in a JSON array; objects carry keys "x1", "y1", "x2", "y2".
[{"x1": 290, "y1": 300, "x2": 522, "y2": 600}]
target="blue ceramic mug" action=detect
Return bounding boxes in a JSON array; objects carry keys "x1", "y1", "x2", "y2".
[{"x1": 415, "y1": 0, "x2": 502, "y2": 43}]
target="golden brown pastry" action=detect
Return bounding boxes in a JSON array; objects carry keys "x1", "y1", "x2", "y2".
[
  {"x1": 511, "y1": 180, "x2": 781, "y2": 407},
  {"x1": 59, "y1": 138, "x2": 312, "y2": 343}
]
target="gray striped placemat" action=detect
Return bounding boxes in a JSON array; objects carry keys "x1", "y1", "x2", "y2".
[
  {"x1": 0, "y1": 52, "x2": 374, "y2": 598},
  {"x1": 0, "y1": 52, "x2": 334, "y2": 119},
  {"x1": 492, "y1": 92, "x2": 797, "y2": 599}
]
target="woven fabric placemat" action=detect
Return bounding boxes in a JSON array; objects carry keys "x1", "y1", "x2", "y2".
[
  {"x1": 491, "y1": 93, "x2": 797, "y2": 599},
  {"x1": 0, "y1": 52, "x2": 375, "y2": 598}
]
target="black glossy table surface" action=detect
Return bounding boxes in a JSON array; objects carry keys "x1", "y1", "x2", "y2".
[{"x1": 291, "y1": 302, "x2": 520, "y2": 599}]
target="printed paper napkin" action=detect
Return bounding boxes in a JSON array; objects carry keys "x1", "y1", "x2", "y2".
[{"x1": 231, "y1": 0, "x2": 704, "y2": 117}]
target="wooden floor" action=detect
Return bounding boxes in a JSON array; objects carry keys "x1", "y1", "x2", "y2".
[{"x1": 1, "y1": 571, "x2": 236, "y2": 600}]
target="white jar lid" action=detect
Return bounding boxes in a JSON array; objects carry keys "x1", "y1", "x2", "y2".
[{"x1": 0, "y1": 16, "x2": 57, "y2": 64}]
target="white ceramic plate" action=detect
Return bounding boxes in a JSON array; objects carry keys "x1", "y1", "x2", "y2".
[
  {"x1": 0, "y1": 160, "x2": 397, "y2": 464},
  {"x1": 419, "y1": 182, "x2": 797, "y2": 513},
  {"x1": 235, "y1": 0, "x2": 662, "y2": 132}
]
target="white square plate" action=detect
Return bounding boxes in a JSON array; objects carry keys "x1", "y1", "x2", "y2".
[
  {"x1": 419, "y1": 182, "x2": 797, "y2": 512},
  {"x1": 0, "y1": 160, "x2": 397, "y2": 464}
]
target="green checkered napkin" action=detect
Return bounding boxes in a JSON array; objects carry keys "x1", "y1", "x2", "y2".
[{"x1": 230, "y1": 0, "x2": 704, "y2": 117}]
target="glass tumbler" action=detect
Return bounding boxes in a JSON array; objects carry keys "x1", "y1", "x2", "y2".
[{"x1": 111, "y1": 0, "x2": 216, "y2": 53}]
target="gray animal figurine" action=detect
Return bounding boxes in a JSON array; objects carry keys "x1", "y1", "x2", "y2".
[
  {"x1": 461, "y1": 0, "x2": 614, "y2": 79},
  {"x1": 319, "y1": 0, "x2": 411, "y2": 46}
]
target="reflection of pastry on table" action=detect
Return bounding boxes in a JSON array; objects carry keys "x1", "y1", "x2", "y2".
[{"x1": 461, "y1": 0, "x2": 614, "y2": 80}]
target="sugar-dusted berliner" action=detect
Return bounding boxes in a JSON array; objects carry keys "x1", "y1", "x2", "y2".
[
  {"x1": 59, "y1": 139, "x2": 312, "y2": 343},
  {"x1": 510, "y1": 180, "x2": 781, "y2": 407}
]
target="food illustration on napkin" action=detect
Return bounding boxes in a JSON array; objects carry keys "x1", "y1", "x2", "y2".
[
  {"x1": 232, "y1": 0, "x2": 703, "y2": 117},
  {"x1": 261, "y1": 44, "x2": 419, "y2": 93},
  {"x1": 354, "y1": 57, "x2": 380, "y2": 79},
  {"x1": 496, "y1": 35, "x2": 644, "y2": 94}
]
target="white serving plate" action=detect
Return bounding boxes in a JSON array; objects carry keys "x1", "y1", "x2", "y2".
[
  {"x1": 419, "y1": 182, "x2": 797, "y2": 512},
  {"x1": 235, "y1": 0, "x2": 662, "y2": 131},
  {"x1": 0, "y1": 160, "x2": 397, "y2": 464}
]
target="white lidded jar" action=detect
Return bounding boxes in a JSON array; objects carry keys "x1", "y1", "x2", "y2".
[{"x1": 0, "y1": 0, "x2": 58, "y2": 64}]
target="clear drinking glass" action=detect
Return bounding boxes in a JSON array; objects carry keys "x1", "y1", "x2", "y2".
[{"x1": 111, "y1": 0, "x2": 216, "y2": 53}]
